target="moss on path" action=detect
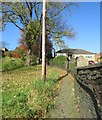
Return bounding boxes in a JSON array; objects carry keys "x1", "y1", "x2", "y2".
[{"x1": 48, "y1": 74, "x2": 81, "y2": 118}]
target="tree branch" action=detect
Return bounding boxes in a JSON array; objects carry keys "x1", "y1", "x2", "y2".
[
  {"x1": 25, "y1": 2, "x2": 33, "y2": 21},
  {"x1": 40, "y1": 13, "x2": 42, "y2": 24},
  {"x1": 50, "y1": 6, "x2": 67, "y2": 19},
  {"x1": 9, "y1": 16, "x2": 24, "y2": 31},
  {"x1": 34, "y1": 2, "x2": 39, "y2": 20},
  {"x1": 25, "y1": 1, "x2": 31, "y2": 11},
  {"x1": 2, "y1": 10, "x2": 24, "y2": 31}
]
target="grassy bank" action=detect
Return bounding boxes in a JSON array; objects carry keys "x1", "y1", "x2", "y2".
[
  {"x1": 2, "y1": 65, "x2": 66, "y2": 118},
  {"x1": 2, "y1": 57, "x2": 25, "y2": 72}
]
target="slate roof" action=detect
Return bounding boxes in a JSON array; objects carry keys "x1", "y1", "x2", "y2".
[{"x1": 56, "y1": 48, "x2": 95, "y2": 54}]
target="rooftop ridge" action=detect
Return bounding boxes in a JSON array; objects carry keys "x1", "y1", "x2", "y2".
[{"x1": 56, "y1": 48, "x2": 95, "y2": 54}]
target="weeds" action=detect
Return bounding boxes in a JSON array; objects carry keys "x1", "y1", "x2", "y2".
[{"x1": 2, "y1": 66, "x2": 64, "y2": 118}]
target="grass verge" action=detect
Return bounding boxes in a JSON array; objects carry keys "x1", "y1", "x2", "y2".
[{"x1": 2, "y1": 65, "x2": 66, "y2": 118}]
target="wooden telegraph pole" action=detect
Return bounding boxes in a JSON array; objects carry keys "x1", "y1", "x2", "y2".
[{"x1": 42, "y1": 0, "x2": 46, "y2": 81}]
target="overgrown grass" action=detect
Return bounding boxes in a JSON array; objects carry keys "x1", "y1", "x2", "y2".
[
  {"x1": 2, "y1": 57, "x2": 25, "y2": 71},
  {"x1": 2, "y1": 65, "x2": 66, "y2": 118}
]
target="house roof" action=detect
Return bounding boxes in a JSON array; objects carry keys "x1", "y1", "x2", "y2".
[
  {"x1": 1, "y1": 48, "x2": 8, "y2": 52},
  {"x1": 56, "y1": 48, "x2": 95, "y2": 54}
]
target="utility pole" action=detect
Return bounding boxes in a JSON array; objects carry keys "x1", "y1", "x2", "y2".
[{"x1": 42, "y1": 0, "x2": 46, "y2": 81}]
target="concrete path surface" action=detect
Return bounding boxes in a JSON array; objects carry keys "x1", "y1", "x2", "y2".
[{"x1": 48, "y1": 74, "x2": 81, "y2": 118}]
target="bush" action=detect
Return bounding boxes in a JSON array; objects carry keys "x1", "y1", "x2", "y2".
[
  {"x1": 4, "y1": 51, "x2": 13, "y2": 57},
  {"x1": 8, "y1": 51, "x2": 12, "y2": 58},
  {"x1": 49, "y1": 56, "x2": 67, "y2": 70},
  {"x1": 98, "y1": 57, "x2": 102, "y2": 62},
  {"x1": 2, "y1": 57, "x2": 24, "y2": 71},
  {"x1": 12, "y1": 53, "x2": 21, "y2": 58},
  {"x1": 21, "y1": 54, "x2": 26, "y2": 62},
  {"x1": 30, "y1": 55, "x2": 37, "y2": 66},
  {"x1": 13, "y1": 45, "x2": 27, "y2": 58},
  {"x1": 3, "y1": 51, "x2": 8, "y2": 57},
  {"x1": 69, "y1": 58, "x2": 77, "y2": 75}
]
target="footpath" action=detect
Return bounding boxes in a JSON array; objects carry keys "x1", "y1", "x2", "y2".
[{"x1": 48, "y1": 74, "x2": 81, "y2": 118}]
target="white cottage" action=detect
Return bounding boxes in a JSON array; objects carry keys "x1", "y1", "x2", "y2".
[{"x1": 55, "y1": 48, "x2": 96, "y2": 62}]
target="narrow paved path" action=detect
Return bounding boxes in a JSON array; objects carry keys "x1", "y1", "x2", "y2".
[{"x1": 48, "y1": 74, "x2": 80, "y2": 118}]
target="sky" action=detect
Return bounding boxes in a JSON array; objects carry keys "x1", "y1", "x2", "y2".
[
  {"x1": 62, "y1": 2, "x2": 100, "y2": 53},
  {"x1": 1, "y1": 2, "x2": 100, "y2": 53}
]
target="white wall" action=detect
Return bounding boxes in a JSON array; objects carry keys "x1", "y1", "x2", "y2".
[
  {"x1": 73, "y1": 54, "x2": 96, "y2": 61},
  {"x1": 56, "y1": 53, "x2": 96, "y2": 62},
  {"x1": 56, "y1": 53, "x2": 67, "y2": 57}
]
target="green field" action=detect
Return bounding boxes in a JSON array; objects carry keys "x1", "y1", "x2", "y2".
[{"x1": 2, "y1": 65, "x2": 66, "y2": 118}]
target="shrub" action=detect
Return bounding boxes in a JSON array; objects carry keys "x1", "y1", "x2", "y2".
[
  {"x1": 49, "y1": 56, "x2": 67, "y2": 69},
  {"x1": 69, "y1": 57, "x2": 77, "y2": 75},
  {"x1": 30, "y1": 55, "x2": 37, "y2": 66},
  {"x1": 13, "y1": 45, "x2": 27, "y2": 58},
  {"x1": 3, "y1": 51, "x2": 8, "y2": 57},
  {"x1": 4, "y1": 51, "x2": 13, "y2": 57},
  {"x1": 21, "y1": 54, "x2": 26, "y2": 62},
  {"x1": 3, "y1": 53, "x2": 6, "y2": 57},
  {"x1": 2, "y1": 57, "x2": 24, "y2": 71},
  {"x1": 98, "y1": 57, "x2": 102, "y2": 62},
  {"x1": 12, "y1": 53, "x2": 21, "y2": 58},
  {"x1": 8, "y1": 51, "x2": 12, "y2": 58}
]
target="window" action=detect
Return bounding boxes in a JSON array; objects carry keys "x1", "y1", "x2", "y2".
[{"x1": 86, "y1": 56, "x2": 92, "y2": 58}]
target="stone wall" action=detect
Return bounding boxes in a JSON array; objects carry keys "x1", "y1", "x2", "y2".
[
  {"x1": 74, "y1": 62, "x2": 102, "y2": 119},
  {"x1": 49, "y1": 57, "x2": 102, "y2": 118}
]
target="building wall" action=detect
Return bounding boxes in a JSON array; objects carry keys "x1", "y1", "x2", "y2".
[
  {"x1": 56, "y1": 53, "x2": 67, "y2": 57},
  {"x1": 56, "y1": 53, "x2": 96, "y2": 62},
  {"x1": 73, "y1": 54, "x2": 96, "y2": 62},
  {"x1": 2, "y1": 48, "x2": 8, "y2": 52}
]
